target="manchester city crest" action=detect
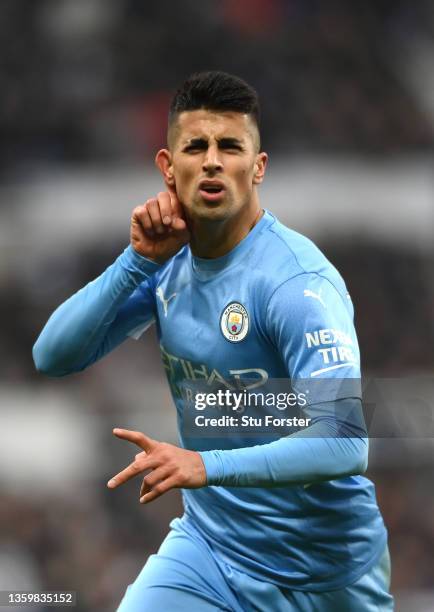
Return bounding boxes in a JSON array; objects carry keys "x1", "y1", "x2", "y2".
[{"x1": 220, "y1": 302, "x2": 249, "y2": 342}]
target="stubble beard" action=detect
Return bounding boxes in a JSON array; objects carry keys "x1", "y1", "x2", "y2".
[{"x1": 189, "y1": 190, "x2": 234, "y2": 223}]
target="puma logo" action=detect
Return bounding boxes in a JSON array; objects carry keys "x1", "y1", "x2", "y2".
[
  {"x1": 303, "y1": 288, "x2": 326, "y2": 308},
  {"x1": 156, "y1": 287, "x2": 177, "y2": 317}
]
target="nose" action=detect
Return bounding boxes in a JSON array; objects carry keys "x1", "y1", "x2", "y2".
[{"x1": 202, "y1": 144, "x2": 223, "y2": 174}]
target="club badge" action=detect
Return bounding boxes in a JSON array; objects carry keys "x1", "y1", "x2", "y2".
[{"x1": 220, "y1": 302, "x2": 249, "y2": 342}]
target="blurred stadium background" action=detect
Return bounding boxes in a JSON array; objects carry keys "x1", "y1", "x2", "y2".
[{"x1": 0, "y1": 1, "x2": 433, "y2": 610}]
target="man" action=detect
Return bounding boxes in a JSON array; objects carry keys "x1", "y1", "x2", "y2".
[{"x1": 33, "y1": 71, "x2": 393, "y2": 611}]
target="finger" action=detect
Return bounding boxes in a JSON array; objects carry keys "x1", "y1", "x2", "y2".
[
  {"x1": 171, "y1": 216, "x2": 188, "y2": 232},
  {"x1": 169, "y1": 190, "x2": 185, "y2": 220},
  {"x1": 140, "y1": 465, "x2": 172, "y2": 498},
  {"x1": 107, "y1": 455, "x2": 159, "y2": 489},
  {"x1": 140, "y1": 203, "x2": 156, "y2": 237},
  {"x1": 132, "y1": 203, "x2": 155, "y2": 238},
  {"x1": 140, "y1": 475, "x2": 178, "y2": 504},
  {"x1": 157, "y1": 192, "x2": 173, "y2": 226},
  {"x1": 112, "y1": 428, "x2": 157, "y2": 453},
  {"x1": 169, "y1": 192, "x2": 190, "y2": 237},
  {"x1": 147, "y1": 198, "x2": 165, "y2": 234}
]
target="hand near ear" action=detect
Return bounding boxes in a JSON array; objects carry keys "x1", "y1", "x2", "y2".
[{"x1": 130, "y1": 190, "x2": 190, "y2": 264}]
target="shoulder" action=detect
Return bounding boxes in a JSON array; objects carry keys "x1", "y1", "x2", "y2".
[
  {"x1": 254, "y1": 211, "x2": 348, "y2": 298},
  {"x1": 151, "y1": 245, "x2": 190, "y2": 282}
]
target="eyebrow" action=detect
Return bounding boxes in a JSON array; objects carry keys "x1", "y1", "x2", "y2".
[{"x1": 183, "y1": 137, "x2": 244, "y2": 148}]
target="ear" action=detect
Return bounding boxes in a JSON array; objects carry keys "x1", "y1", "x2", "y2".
[
  {"x1": 253, "y1": 152, "x2": 268, "y2": 185},
  {"x1": 155, "y1": 149, "x2": 176, "y2": 190}
]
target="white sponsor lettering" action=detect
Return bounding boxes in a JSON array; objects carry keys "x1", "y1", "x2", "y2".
[
  {"x1": 305, "y1": 328, "x2": 357, "y2": 375},
  {"x1": 317, "y1": 346, "x2": 356, "y2": 364},
  {"x1": 305, "y1": 328, "x2": 353, "y2": 348}
]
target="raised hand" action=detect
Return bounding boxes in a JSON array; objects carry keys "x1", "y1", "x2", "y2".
[
  {"x1": 107, "y1": 428, "x2": 207, "y2": 504},
  {"x1": 130, "y1": 190, "x2": 190, "y2": 264}
]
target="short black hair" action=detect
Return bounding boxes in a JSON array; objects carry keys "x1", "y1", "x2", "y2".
[{"x1": 169, "y1": 70, "x2": 260, "y2": 132}]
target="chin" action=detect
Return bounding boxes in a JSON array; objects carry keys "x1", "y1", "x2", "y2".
[{"x1": 192, "y1": 199, "x2": 232, "y2": 221}]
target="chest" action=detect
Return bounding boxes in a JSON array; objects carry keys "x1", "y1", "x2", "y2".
[{"x1": 154, "y1": 271, "x2": 281, "y2": 386}]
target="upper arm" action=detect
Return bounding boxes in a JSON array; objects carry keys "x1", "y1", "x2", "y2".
[
  {"x1": 33, "y1": 245, "x2": 161, "y2": 376},
  {"x1": 266, "y1": 272, "x2": 361, "y2": 403},
  {"x1": 81, "y1": 279, "x2": 157, "y2": 367}
]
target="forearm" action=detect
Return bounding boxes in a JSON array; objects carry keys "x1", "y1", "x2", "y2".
[
  {"x1": 33, "y1": 246, "x2": 159, "y2": 376},
  {"x1": 200, "y1": 398, "x2": 368, "y2": 487}
]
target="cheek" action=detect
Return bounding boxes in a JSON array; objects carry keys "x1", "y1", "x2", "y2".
[
  {"x1": 174, "y1": 166, "x2": 196, "y2": 194},
  {"x1": 235, "y1": 164, "x2": 254, "y2": 187}
]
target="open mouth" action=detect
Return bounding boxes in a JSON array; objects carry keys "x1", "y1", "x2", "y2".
[
  {"x1": 202, "y1": 185, "x2": 222, "y2": 193},
  {"x1": 199, "y1": 181, "x2": 226, "y2": 202}
]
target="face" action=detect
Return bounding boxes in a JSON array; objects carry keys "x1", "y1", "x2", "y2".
[{"x1": 157, "y1": 109, "x2": 267, "y2": 222}]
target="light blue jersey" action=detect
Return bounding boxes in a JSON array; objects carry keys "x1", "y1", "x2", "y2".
[{"x1": 33, "y1": 210, "x2": 388, "y2": 594}]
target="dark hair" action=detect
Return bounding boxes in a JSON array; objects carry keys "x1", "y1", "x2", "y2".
[{"x1": 169, "y1": 71, "x2": 260, "y2": 130}]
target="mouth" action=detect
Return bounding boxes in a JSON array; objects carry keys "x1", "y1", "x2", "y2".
[{"x1": 198, "y1": 180, "x2": 226, "y2": 203}]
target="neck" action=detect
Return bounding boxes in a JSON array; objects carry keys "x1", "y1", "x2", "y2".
[{"x1": 189, "y1": 200, "x2": 263, "y2": 259}]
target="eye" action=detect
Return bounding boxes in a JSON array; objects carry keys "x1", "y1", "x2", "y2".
[
  {"x1": 183, "y1": 141, "x2": 207, "y2": 153},
  {"x1": 219, "y1": 141, "x2": 243, "y2": 152}
]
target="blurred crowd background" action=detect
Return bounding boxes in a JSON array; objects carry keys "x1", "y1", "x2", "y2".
[{"x1": 1, "y1": 1, "x2": 433, "y2": 611}]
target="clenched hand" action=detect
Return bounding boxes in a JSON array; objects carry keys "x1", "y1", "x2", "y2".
[
  {"x1": 107, "y1": 428, "x2": 207, "y2": 504},
  {"x1": 130, "y1": 190, "x2": 190, "y2": 264}
]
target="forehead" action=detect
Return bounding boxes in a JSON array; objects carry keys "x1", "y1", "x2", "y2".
[{"x1": 173, "y1": 109, "x2": 256, "y2": 145}]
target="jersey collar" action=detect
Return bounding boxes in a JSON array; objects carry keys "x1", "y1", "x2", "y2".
[{"x1": 190, "y1": 209, "x2": 275, "y2": 279}]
